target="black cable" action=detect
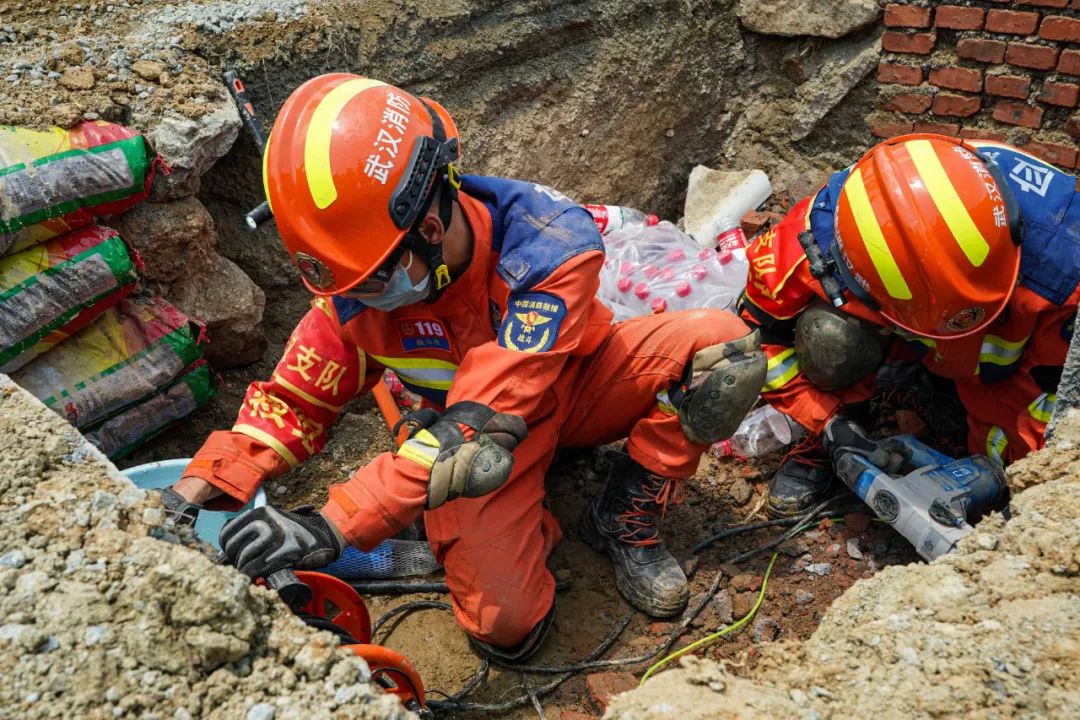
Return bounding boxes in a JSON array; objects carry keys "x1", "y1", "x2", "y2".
[
  {"x1": 371, "y1": 600, "x2": 452, "y2": 638},
  {"x1": 522, "y1": 672, "x2": 546, "y2": 720},
  {"x1": 427, "y1": 613, "x2": 633, "y2": 714}
]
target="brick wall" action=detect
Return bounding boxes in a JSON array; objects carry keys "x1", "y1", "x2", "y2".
[{"x1": 869, "y1": 1, "x2": 1080, "y2": 169}]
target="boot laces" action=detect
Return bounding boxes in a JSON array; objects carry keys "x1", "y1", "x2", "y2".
[
  {"x1": 783, "y1": 433, "x2": 826, "y2": 468},
  {"x1": 616, "y1": 475, "x2": 685, "y2": 547}
]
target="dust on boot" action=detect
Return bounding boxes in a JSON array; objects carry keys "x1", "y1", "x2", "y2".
[
  {"x1": 578, "y1": 451, "x2": 688, "y2": 618},
  {"x1": 767, "y1": 434, "x2": 833, "y2": 518}
]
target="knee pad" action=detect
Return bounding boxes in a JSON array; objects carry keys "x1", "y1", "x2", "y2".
[
  {"x1": 794, "y1": 303, "x2": 888, "y2": 391},
  {"x1": 673, "y1": 330, "x2": 767, "y2": 445},
  {"x1": 395, "y1": 401, "x2": 528, "y2": 509}
]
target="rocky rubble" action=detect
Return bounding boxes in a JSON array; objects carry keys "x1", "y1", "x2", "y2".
[
  {"x1": 606, "y1": 412, "x2": 1080, "y2": 719},
  {"x1": 0, "y1": 377, "x2": 404, "y2": 720}
]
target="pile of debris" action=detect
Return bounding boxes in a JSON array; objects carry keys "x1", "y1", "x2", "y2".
[{"x1": 0, "y1": 377, "x2": 405, "y2": 720}]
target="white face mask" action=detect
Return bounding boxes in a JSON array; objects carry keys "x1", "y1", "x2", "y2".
[{"x1": 354, "y1": 253, "x2": 431, "y2": 311}]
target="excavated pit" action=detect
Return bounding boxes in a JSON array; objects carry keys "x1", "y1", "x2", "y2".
[{"x1": 7, "y1": 2, "x2": 1074, "y2": 719}]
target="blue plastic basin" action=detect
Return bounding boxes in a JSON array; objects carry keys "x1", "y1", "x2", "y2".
[{"x1": 122, "y1": 458, "x2": 266, "y2": 549}]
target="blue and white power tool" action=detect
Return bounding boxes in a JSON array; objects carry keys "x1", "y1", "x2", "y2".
[{"x1": 834, "y1": 435, "x2": 1008, "y2": 561}]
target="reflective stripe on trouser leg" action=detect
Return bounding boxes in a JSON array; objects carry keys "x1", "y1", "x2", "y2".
[{"x1": 986, "y1": 425, "x2": 1008, "y2": 466}]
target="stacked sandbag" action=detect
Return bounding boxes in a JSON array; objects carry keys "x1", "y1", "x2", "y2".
[
  {"x1": 0, "y1": 122, "x2": 156, "y2": 256},
  {"x1": 0, "y1": 225, "x2": 139, "y2": 371},
  {"x1": 83, "y1": 360, "x2": 217, "y2": 459},
  {"x1": 11, "y1": 294, "x2": 206, "y2": 429}
]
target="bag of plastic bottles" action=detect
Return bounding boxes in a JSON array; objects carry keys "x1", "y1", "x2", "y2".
[{"x1": 596, "y1": 220, "x2": 748, "y2": 322}]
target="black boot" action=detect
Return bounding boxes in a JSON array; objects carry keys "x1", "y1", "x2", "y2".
[
  {"x1": 578, "y1": 452, "x2": 688, "y2": 618},
  {"x1": 766, "y1": 436, "x2": 832, "y2": 518}
]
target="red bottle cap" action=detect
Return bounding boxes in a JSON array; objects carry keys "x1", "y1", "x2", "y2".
[
  {"x1": 675, "y1": 282, "x2": 692, "y2": 297},
  {"x1": 690, "y1": 264, "x2": 708, "y2": 281},
  {"x1": 666, "y1": 249, "x2": 686, "y2": 262},
  {"x1": 651, "y1": 297, "x2": 667, "y2": 313},
  {"x1": 634, "y1": 282, "x2": 651, "y2": 299},
  {"x1": 642, "y1": 264, "x2": 659, "y2": 279},
  {"x1": 617, "y1": 277, "x2": 633, "y2": 293},
  {"x1": 645, "y1": 214, "x2": 659, "y2": 226}
]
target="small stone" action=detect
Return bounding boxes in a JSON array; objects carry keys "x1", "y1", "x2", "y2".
[
  {"x1": 843, "y1": 513, "x2": 871, "y2": 532},
  {"x1": 732, "y1": 591, "x2": 756, "y2": 618},
  {"x1": 795, "y1": 591, "x2": 816, "y2": 605},
  {"x1": 246, "y1": 703, "x2": 275, "y2": 720},
  {"x1": 789, "y1": 688, "x2": 809, "y2": 706},
  {"x1": 25, "y1": 693, "x2": 40, "y2": 703},
  {"x1": 752, "y1": 615, "x2": 780, "y2": 642},
  {"x1": 845, "y1": 538, "x2": 864, "y2": 560},
  {"x1": 898, "y1": 646, "x2": 920, "y2": 666},
  {"x1": 805, "y1": 563, "x2": 832, "y2": 576},
  {"x1": 85, "y1": 625, "x2": 107, "y2": 645},
  {"x1": 131, "y1": 59, "x2": 164, "y2": 80},
  {"x1": 65, "y1": 549, "x2": 84, "y2": 572},
  {"x1": 680, "y1": 555, "x2": 699, "y2": 576},
  {"x1": 713, "y1": 589, "x2": 734, "y2": 624},
  {"x1": 825, "y1": 543, "x2": 841, "y2": 558},
  {"x1": 36, "y1": 635, "x2": 60, "y2": 653},
  {"x1": 142, "y1": 507, "x2": 164, "y2": 526},
  {"x1": 810, "y1": 685, "x2": 834, "y2": 699},
  {"x1": 0, "y1": 550, "x2": 26, "y2": 568},
  {"x1": 273, "y1": 485, "x2": 288, "y2": 496},
  {"x1": 976, "y1": 535, "x2": 998, "y2": 551},
  {"x1": 778, "y1": 538, "x2": 810, "y2": 557},
  {"x1": 730, "y1": 573, "x2": 761, "y2": 592},
  {"x1": 59, "y1": 66, "x2": 95, "y2": 90},
  {"x1": 665, "y1": 129, "x2": 675, "y2": 138},
  {"x1": 585, "y1": 672, "x2": 638, "y2": 713}
]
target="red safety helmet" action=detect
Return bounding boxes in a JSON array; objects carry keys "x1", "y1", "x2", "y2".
[
  {"x1": 263, "y1": 74, "x2": 461, "y2": 296},
  {"x1": 833, "y1": 133, "x2": 1023, "y2": 339}
]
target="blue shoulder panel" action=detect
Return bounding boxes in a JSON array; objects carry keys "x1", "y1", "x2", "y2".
[
  {"x1": 969, "y1": 142, "x2": 1080, "y2": 306},
  {"x1": 808, "y1": 167, "x2": 851, "y2": 254},
  {"x1": 459, "y1": 175, "x2": 604, "y2": 292},
  {"x1": 332, "y1": 296, "x2": 367, "y2": 324}
]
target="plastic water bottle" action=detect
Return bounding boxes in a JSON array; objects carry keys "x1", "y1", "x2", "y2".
[
  {"x1": 711, "y1": 405, "x2": 804, "y2": 458},
  {"x1": 689, "y1": 170, "x2": 773, "y2": 253},
  {"x1": 585, "y1": 204, "x2": 660, "y2": 235}
]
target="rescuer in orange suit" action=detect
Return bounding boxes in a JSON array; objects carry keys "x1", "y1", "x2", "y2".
[
  {"x1": 739, "y1": 134, "x2": 1080, "y2": 517},
  {"x1": 158, "y1": 74, "x2": 766, "y2": 660}
]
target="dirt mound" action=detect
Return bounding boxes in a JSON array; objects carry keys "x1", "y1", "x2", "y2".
[
  {"x1": 0, "y1": 376, "x2": 406, "y2": 720},
  {"x1": 607, "y1": 413, "x2": 1080, "y2": 719}
]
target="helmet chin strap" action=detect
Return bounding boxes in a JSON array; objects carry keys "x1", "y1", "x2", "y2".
[{"x1": 402, "y1": 160, "x2": 460, "y2": 303}]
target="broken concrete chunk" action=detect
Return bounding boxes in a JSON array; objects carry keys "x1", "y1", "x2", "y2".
[
  {"x1": 145, "y1": 97, "x2": 240, "y2": 200},
  {"x1": 790, "y1": 37, "x2": 881, "y2": 141},
  {"x1": 168, "y1": 256, "x2": 266, "y2": 369},
  {"x1": 113, "y1": 197, "x2": 217, "y2": 283},
  {"x1": 682, "y1": 166, "x2": 771, "y2": 244},
  {"x1": 738, "y1": 0, "x2": 882, "y2": 39}
]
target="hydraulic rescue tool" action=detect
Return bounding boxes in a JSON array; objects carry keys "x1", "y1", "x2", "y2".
[{"x1": 834, "y1": 434, "x2": 1008, "y2": 561}]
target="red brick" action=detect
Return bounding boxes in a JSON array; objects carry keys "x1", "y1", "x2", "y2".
[
  {"x1": 884, "y1": 92, "x2": 934, "y2": 113},
  {"x1": 1041, "y1": 16, "x2": 1080, "y2": 43},
  {"x1": 935, "y1": 5, "x2": 985, "y2": 30},
  {"x1": 1074, "y1": 0, "x2": 1080, "y2": 10},
  {"x1": 932, "y1": 93, "x2": 982, "y2": 117},
  {"x1": 586, "y1": 672, "x2": 638, "y2": 714},
  {"x1": 993, "y1": 100, "x2": 1045, "y2": 128},
  {"x1": 867, "y1": 115, "x2": 915, "y2": 138},
  {"x1": 885, "y1": 3, "x2": 932, "y2": 28},
  {"x1": 1006, "y1": 42, "x2": 1060, "y2": 71},
  {"x1": 1039, "y1": 81, "x2": 1080, "y2": 107},
  {"x1": 1061, "y1": 50, "x2": 1080, "y2": 76},
  {"x1": 985, "y1": 73, "x2": 1033, "y2": 99},
  {"x1": 913, "y1": 120, "x2": 960, "y2": 136},
  {"x1": 1066, "y1": 112, "x2": 1080, "y2": 138},
  {"x1": 883, "y1": 31, "x2": 937, "y2": 55},
  {"x1": 1016, "y1": 0, "x2": 1069, "y2": 7},
  {"x1": 986, "y1": 9, "x2": 1040, "y2": 35},
  {"x1": 959, "y1": 127, "x2": 1007, "y2": 142},
  {"x1": 929, "y1": 66, "x2": 983, "y2": 92},
  {"x1": 1021, "y1": 141, "x2": 1078, "y2": 168},
  {"x1": 878, "y1": 62, "x2": 924, "y2": 86},
  {"x1": 957, "y1": 39, "x2": 1007, "y2": 64},
  {"x1": 741, "y1": 210, "x2": 782, "y2": 236}
]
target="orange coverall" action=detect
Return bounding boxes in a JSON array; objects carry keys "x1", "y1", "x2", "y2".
[
  {"x1": 184, "y1": 175, "x2": 751, "y2": 646},
  {"x1": 742, "y1": 142, "x2": 1080, "y2": 466}
]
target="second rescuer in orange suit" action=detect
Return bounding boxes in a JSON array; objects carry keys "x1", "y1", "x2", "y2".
[
  {"x1": 740, "y1": 134, "x2": 1080, "y2": 517},
  {"x1": 163, "y1": 75, "x2": 765, "y2": 659}
]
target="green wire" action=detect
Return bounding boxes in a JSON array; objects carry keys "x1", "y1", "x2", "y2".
[{"x1": 639, "y1": 552, "x2": 780, "y2": 686}]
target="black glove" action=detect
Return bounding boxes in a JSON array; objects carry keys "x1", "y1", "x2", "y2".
[
  {"x1": 219, "y1": 505, "x2": 346, "y2": 579},
  {"x1": 822, "y1": 415, "x2": 908, "y2": 481},
  {"x1": 157, "y1": 487, "x2": 203, "y2": 527}
]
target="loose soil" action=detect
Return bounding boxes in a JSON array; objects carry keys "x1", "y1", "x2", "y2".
[{"x1": 125, "y1": 389, "x2": 916, "y2": 718}]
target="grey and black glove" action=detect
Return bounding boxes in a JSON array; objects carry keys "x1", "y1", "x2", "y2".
[
  {"x1": 219, "y1": 505, "x2": 346, "y2": 579},
  {"x1": 157, "y1": 487, "x2": 203, "y2": 527},
  {"x1": 822, "y1": 415, "x2": 908, "y2": 485}
]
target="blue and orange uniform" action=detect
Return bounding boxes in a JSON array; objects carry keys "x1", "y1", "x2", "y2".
[
  {"x1": 742, "y1": 141, "x2": 1080, "y2": 464},
  {"x1": 184, "y1": 175, "x2": 752, "y2": 645}
]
